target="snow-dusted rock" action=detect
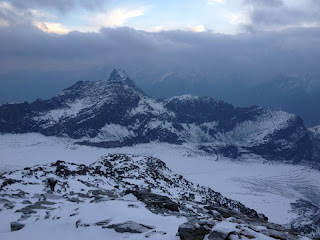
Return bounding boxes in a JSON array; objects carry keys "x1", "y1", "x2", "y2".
[
  {"x1": 0, "y1": 154, "x2": 310, "y2": 239},
  {"x1": 107, "y1": 221, "x2": 154, "y2": 233},
  {"x1": 10, "y1": 222, "x2": 24, "y2": 232}
]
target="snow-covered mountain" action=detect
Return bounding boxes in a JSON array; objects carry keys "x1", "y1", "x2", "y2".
[
  {"x1": 310, "y1": 125, "x2": 320, "y2": 137},
  {"x1": 0, "y1": 69, "x2": 319, "y2": 166},
  {"x1": 0, "y1": 153, "x2": 311, "y2": 239},
  {"x1": 276, "y1": 73, "x2": 320, "y2": 95}
]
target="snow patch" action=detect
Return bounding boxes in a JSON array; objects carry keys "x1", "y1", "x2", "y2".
[
  {"x1": 216, "y1": 109, "x2": 296, "y2": 146},
  {"x1": 129, "y1": 97, "x2": 175, "y2": 117},
  {"x1": 94, "y1": 124, "x2": 135, "y2": 142},
  {"x1": 34, "y1": 99, "x2": 94, "y2": 126}
]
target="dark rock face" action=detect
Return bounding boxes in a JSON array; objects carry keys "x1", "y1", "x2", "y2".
[
  {"x1": 0, "y1": 68, "x2": 319, "y2": 165},
  {"x1": 46, "y1": 178, "x2": 57, "y2": 192},
  {"x1": 10, "y1": 222, "x2": 25, "y2": 231},
  {"x1": 128, "y1": 190, "x2": 180, "y2": 213},
  {"x1": 207, "y1": 230, "x2": 228, "y2": 240},
  {"x1": 107, "y1": 221, "x2": 154, "y2": 233},
  {"x1": 178, "y1": 221, "x2": 211, "y2": 240}
]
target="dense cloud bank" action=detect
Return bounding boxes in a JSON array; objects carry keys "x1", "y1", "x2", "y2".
[{"x1": 0, "y1": 25, "x2": 320, "y2": 84}]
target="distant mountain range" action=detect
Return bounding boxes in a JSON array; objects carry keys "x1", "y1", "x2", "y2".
[
  {"x1": 1, "y1": 69, "x2": 319, "y2": 127},
  {"x1": 141, "y1": 71, "x2": 320, "y2": 127},
  {"x1": 0, "y1": 69, "x2": 319, "y2": 167}
]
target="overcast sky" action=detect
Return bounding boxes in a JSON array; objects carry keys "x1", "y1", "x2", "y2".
[{"x1": 0, "y1": 0, "x2": 320, "y2": 83}]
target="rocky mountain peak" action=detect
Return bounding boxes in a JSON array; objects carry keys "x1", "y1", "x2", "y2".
[
  {"x1": 108, "y1": 68, "x2": 129, "y2": 82},
  {"x1": 106, "y1": 68, "x2": 145, "y2": 95}
]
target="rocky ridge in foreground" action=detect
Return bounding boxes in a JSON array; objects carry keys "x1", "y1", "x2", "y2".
[{"x1": 0, "y1": 154, "x2": 314, "y2": 239}]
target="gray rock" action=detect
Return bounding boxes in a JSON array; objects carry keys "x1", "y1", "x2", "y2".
[
  {"x1": 10, "y1": 222, "x2": 25, "y2": 231},
  {"x1": 208, "y1": 230, "x2": 229, "y2": 240},
  {"x1": 145, "y1": 230, "x2": 166, "y2": 238},
  {"x1": 107, "y1": 221, "x2": 154, "y2": 233},
  {"x1": 43, "y1": 193, "x2": 63, "y2": 200},
  {"x1": 127, "y1": 190, "x2": 180, "y2": 214},
  {"x1": 260, "y1": 229, "x2": 297, "y2": 240},
  {"x1": 16, "y1": 206, "x2": 37, "y2": 214},
  {"x1": 46, "y1": 178, "x2": 57, "y2": 192},
  {"x1": 67, "y1": 197, "x2": 83, "y2": 203},
  {"x1": 0, "y1": 198, "x2": 10, "y2": 204},
  {"x1": 0, "y1": 179, "x2": 22, "y2": 191},
  {"x1": 178, "y1": 221, "x2": 211, "y2": 240},
  {"x1": 89, "y1": 196, "x2": 108, "y2": 203},
  {"x1": 94, "y1": 219, "x2": 110, "y2": 226},
  {"x1": 128, "y1": 204, "x2": 139, "y2": 208},
  {"x1": 4, "y1": 201, "x2": 15, "y2": 209},
  {"x1": 90, "y1": 190, "x2": 109, "y2": 196},
  {"x1": 75, "y1": 219, "x2": 90, "y2": 228},
  {"x1": 16, "y1": 200, "x2": 56, "y2": 214},
  {"x1": 18, "y1": 213, "x2": 31, "y2": 221},
  {"x1": 22, "y1": 200, "x2": 32, "y2": 204},
  {"x1": 69, "y1": 212, "x2": 79, "y2": 217}
]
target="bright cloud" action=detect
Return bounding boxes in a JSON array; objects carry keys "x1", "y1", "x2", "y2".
[
  {"x1": 34, "y1": 22, "x2": 70, "y2": 34},
  {"x1": 186, "y1": 25, "x2": 205, "y2": 32},
  {"x1": 0, "y1": 1, "x2": 64, "y2": 32},
  {"x1": 93, "y1": 7, "x2": 146, "y2": 28},
  {"x1": 228, "y1": 11, "x2": 251, "y2": 25},
  {"x1": 152, "y1": 26, "x2": 163, "y2": 32},
  {"x1": 208, "y1": 0, "x2": 225, "y2": 5},
  {"x1": 74, "y1": 6, "x2": 149, "y2": 32}
]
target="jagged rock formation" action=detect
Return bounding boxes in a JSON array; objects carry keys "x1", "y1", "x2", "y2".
[
  {"x1": 0, "y1": 154, "x2": 312, "y2": 239},
  {"x1": 0, "y1": 69, "x2": 319, "y2": 166}
]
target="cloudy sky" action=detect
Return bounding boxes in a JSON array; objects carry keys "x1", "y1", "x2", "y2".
[
  {"x1": 2, "y1": 0, "x2": 320, "y2": 34},
  {"x1": 0, "y1": 0, "x2": 320, "y2": 81}
]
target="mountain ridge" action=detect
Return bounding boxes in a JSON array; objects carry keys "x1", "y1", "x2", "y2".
[
  {"x1": 1, "y1": 153, "x2": 313, "y2": 239},
  {"x1": 0, "y1": 68, "x2": 319, "y2": 167}
]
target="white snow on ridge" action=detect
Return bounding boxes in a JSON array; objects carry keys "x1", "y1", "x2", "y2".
[
  {"x1": 216, "y1": 109, "x2": 296, "y2": 146},
  {"x1": 309, "y1": 125, "x2": 320, "y2": 136},
  {"x1": 94, "y1": 123, "x2": 135, "y2": 142},
  {"x1": 34, "y1": 99, "x2": 94, "y2": 126},
  {"x1": 129, "y1": 97, "x2": 175, "y2": 117},
  {"x1": 180, "y1": 123, "x2": 215, "y2": 143},
  {"x1": 165, "y1": 94, "x2": 201, "y2": 103},
  {"x1": 114, "y1": 68, "x2": 128, "y2": 80},
  {"x1": 146, "y1": 120, "x2": 174, "y2": 131}
]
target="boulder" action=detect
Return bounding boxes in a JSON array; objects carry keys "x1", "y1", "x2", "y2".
[
  {"x1": 107, "y1": 221, "x2": 154, "y2": 233},
  {"x1": 178, "y1": 221, "x2": 211, "y2": 240},
  {"x1": 10, "y1": 222, "x2": 25, "y2": 231},
  {"x1": 208, "y1": 230, "x2": 229, "y2": 240},
  {"x1": 46, "y1": 178, "x2": 58, "y2": 192},
  {"x1": 127, "y1": 190, "x2": 180, "y2": 213}
]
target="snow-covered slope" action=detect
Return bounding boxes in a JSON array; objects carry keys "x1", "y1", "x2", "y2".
[
  {"x1": 0, "y1": 69, "x2": 318, "y2": 165},
  {"x1": 1, "y1": 133, "x2": 320, "y2": 237},
  {"x1": 309, "y1": 125, "x2": 320, "y2": 137},
  {"x1": 0, "y1": 153, "x2": 310, "y2": 239}
]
